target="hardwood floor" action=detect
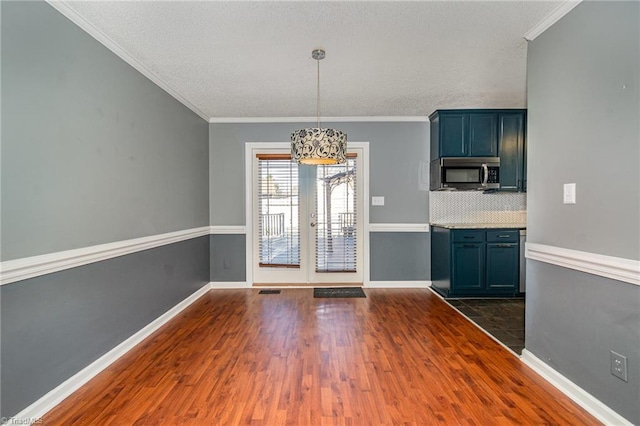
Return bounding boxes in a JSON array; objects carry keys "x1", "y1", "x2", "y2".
[{"x1": 42, "y1": 289, "x2": 599, "y2": 425}]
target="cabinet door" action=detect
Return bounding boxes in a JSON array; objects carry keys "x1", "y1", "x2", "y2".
[
  {"x1": 469, "y1": 113, "x2": 498, "y2": 156},
  {"x1": 486, "y1": 243, "x2": 519, "y2": 290},
  {"x1": 440, "y1": 114, "x2": 468, "y2": 157},
  {"x1": 452, "y1": 243, "x2": 484, "y2": 290},
  {"x1": 498, "y1": 113, "x2": 525, "y2": 191}
]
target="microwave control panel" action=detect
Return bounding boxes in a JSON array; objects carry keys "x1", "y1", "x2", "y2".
[{"x1": 488, "y1": 167, "x2": 499, "y2": 183}]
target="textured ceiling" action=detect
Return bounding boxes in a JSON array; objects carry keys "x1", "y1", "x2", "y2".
[{"x1": 62, "y1": 1, "x2": 564, "y2": 120}]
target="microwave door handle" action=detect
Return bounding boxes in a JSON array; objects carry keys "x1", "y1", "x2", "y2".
[{"x1": 482, "y1": 163, "x2": 488, "y2": 186}]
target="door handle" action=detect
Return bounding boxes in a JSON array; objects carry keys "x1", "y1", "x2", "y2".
[{"x1": 310, "y1": 222, "x2": 316, "y2": 227}]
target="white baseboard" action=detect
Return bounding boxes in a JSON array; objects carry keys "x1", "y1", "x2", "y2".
[
  {"x1": 209, "y1": 281, "x2": 250, "y2": 289},
  {"x1": 13, "y1": 283, "x2": 212, "y2": 423},
  {"x1": 521, "y1": 349, "x2": 632, "y2": 426},
  {"x1": 365, "y1": 280, "x2": 431, "y2": 288},
  {"x1": 208, "y1": 282, "x2": 432, "y2": 289}
]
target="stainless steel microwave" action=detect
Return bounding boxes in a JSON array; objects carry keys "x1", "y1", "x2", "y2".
[{"x1": 430, "y1": 157, "x2": 500, "y2": 191}]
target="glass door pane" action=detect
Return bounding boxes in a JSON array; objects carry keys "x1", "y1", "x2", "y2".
[
  {"x1": 314, "y1": 156, "x2": 357, "y2": 273},
  {"x1": 257, "y1": 156, "x2": 300, "y2": 267}
]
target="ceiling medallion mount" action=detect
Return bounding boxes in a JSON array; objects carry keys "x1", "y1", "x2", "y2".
[
  {"x1": 311, "y1": 49, "x2": 325, "y2": 61},
  {"x1": 291, "y1": 49, "x2": 347, "y2": 165}
]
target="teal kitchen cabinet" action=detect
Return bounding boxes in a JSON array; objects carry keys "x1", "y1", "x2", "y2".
[
  {"x1": 431, "y1": 227, "x2": 520, "y2": 297},
  {"x1": 439, "y1": 113, "x2": 468, "y2": 157},
  {"x1": 451, "y1": 243, "x2": 485, "y2": 291},
  {"x1": 469, "y1": 113, "x2": 498, "y2": 157},
  {"x1": 430, "y1": 110, "x2": 498, "y2": 159},
  {"x1": 498, "y1": 111, "x2": 527, "y2": 192},
  {"x1": 429, "y1": 109, "x2": 527, "y2": 192},
  {"x1": 486, "y1": 244, "x2": 519, "y2": 289}
]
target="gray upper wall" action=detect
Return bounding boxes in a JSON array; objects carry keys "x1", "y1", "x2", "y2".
[
  {"x1": 526, "y1": 0, "x2": 639, "y2": 260},
  {"x1": 526, "y1": 2, "x2": 639, "y2": 423},
  {"x1": 1, "y1": 1, "x2": 209, "y2": 261},
  {"x1": 209, "y1": 121, "x2": 429, "y2": 226}
]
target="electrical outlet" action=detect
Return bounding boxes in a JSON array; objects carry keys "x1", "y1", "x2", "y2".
[
  {"x1": 610, "y1": 351, "x2": 628, "y2": 382},
  {"x1": 223, "y1": 259, "x2": 231, "y2": 269}
]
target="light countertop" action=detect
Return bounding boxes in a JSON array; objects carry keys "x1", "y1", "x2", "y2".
[{"x1": 430, "y1": 222, "x2": 526, "y2": 230}]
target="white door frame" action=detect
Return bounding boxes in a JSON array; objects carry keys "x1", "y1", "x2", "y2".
[{"x1": 245, "y1": 142, "x2": 370, "y2": 287}]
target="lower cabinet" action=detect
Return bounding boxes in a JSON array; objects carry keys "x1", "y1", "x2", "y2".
[
  {"x1": 431, "y1": 227, "x2": 521, "y2": 297},
  {"x1": 451, "y1": 243, "x2": 484, "y2": 291}
]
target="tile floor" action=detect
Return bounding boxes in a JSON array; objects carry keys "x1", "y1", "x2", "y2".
[{"x1": 446, "y1": 298, "x2": 525, "y2": 354}]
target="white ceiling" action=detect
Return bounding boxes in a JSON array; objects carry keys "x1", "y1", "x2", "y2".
[{"x1": 60, "y1": 1, "x2": 566, "y2": 121}]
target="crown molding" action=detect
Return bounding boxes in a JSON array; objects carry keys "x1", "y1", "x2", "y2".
[
  {"x1": 45, "y1": 0, "x2": 211, "y2": 122},
  {"x1": 523, "y1": 0, "x2": 583, "y2": 41},
  {"x1": 209, "y1": 116, "x2": 429, "y2": 124},
  {"x1": 526, "y1": 242, "x2": 639, "y2": 286}
]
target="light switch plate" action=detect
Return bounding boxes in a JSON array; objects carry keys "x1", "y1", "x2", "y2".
[
  {"x1": 371, "y1": 196, "x2": 385, "y2": 206},
  {"x1": 563, "y1": 183, "x2": 576, "y2": 204}
]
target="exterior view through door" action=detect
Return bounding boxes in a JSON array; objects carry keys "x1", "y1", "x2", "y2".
[{"x1": 251, "y1": 147, "x2": 363, "y2": 286}]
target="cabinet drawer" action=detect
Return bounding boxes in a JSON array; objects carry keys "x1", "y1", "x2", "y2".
[
  {"x1": 452, "y1": 230, "x2": 485, "y2": 243},
  {"x1": 486, "y1": 230, "x2": 519, "y2": 243}
]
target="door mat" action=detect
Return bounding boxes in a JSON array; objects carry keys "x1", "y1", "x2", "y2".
[
  {"x1": 313, "y1": 287, "x2": 366, "y2": 298},
  {"x1": 258, "y1": 290, "x2": 281, "y2": 294}
]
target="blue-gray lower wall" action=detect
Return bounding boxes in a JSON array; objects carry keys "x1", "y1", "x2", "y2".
[
  {"x1": 210, "y1": 234, "x2": 246, "y2": 282},
  {"x1": 370, "y1": 232, "x2": 430, "y2": 281},
  {"x1": 209, "y1": 232, "x2": 430, "y2": 283},
  {"x1": 526, "y1": 261, "x2": 640, "y2": 424},
  {"x1": 0, "y1": 236, "x2": 210, "y2": 418}
]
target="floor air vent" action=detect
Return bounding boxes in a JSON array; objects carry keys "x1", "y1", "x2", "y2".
[{"x1": 258, "y1": 289, "x2": 281, "y2": 294}]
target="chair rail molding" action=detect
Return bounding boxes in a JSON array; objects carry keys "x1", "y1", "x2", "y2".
[
  {"x1": 210, "y1": 226, "x2": 247, "y2": 234},
  {"x1": 369, "y1": 223, "x2": 430, "y2": 232},
  {"x1": 526, "y1": 242, "x2": 640, "y2": 286},
  {"x1": 0, "y1": 227, "x2": 211, "y2": 286}
]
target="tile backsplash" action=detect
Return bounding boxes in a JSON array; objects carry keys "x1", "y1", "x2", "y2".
[{"x1": 429, "y1": 191, "x2": 527, "y2": 224}]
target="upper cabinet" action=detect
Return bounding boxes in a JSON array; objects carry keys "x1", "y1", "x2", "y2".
[
  {"x1": 498, "y1": 112, "x2": 527, "y2": 192},
  {"x1": 431, "y1": 111, "x2": 498, "y2": 158},
  {"x1": 429, "y1": 109, "x2": 527, "y2": 192}
]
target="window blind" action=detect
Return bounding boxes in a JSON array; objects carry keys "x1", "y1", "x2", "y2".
[
  {"x1": 315, "y1": 154, "x2": 357, "y2": 272},
  {"x1": 256, "y1": 154, "x2": 300, "y2": 268}
]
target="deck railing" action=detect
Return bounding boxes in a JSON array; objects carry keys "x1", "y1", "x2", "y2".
[
  {"x1": 338, "y1": 212, "x2": 355, "y2": 236},
  {"x1": 260, "y1": 213, "x2": 285, "y2": 237}
]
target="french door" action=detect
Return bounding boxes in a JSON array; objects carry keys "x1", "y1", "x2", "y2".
[{"x1": 251, "y1": 146, "x2": 363, "y2": 286}]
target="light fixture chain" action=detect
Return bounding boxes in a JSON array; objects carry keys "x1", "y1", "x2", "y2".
[{"x1": 316, "y1": 56, "x2": 320, "y2": 129}]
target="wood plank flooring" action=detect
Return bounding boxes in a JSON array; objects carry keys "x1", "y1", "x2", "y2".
[{"x1": 42, "y1": 289, "x2": 599, "y2": 425}]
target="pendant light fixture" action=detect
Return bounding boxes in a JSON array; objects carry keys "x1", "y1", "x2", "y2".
[{"x1": 291, "y1": 49, "x2": 347, "y2": 165}]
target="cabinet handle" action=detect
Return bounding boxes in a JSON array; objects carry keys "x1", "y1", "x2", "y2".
[
  {"x1": 463, "y1": 244, "x2": 477, "y2": 248},
  {"x1": 497, "y1": 244, "x2": 514, "y2": 247},
  {"x1": 463, "y1": 236, "x2": 475, "y2": 239},
  {"x1": 498, "y1": 235, "x2": 511, "y2": 238}
]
